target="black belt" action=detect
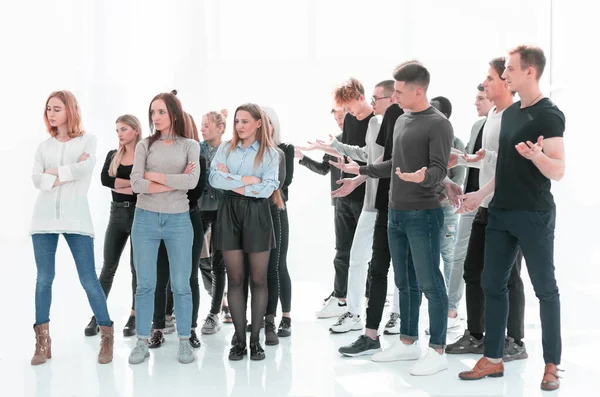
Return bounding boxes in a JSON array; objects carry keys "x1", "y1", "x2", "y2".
[
  {"x1": 111, "y1": 201, "x2": 136, "y2": 208},
  {"x1": 223, "y1": 191, "x2": 265, "y2": 201}
]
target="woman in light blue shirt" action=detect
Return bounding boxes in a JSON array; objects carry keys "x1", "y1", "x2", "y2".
[{"x1": 209, "y1": 103, "x2": 279, "y2": 361}]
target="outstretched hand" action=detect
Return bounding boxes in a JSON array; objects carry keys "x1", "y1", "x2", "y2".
[
  {"x1": 395, "y1": 166, "x2": 427, "y2": 183},
  {"x1": 515, "y1": 136, "x2": 544, "y2": 160},
  {"x1": 329, "y1": 157, "x2": 360, "y2": 175},
  {"x1": 462, "y1": 148, "x2": 486, "y2": 163},
  {"x1": 331, "y1": 177, "x2": 359, "y2": 198}
]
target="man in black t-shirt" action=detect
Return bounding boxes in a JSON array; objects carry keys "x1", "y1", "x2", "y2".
[
  {"x1": 310, "y1": 78, "x2": 373, "y2": 319},
  {"x1": 458, "y1": 46, "x2": 566, "y2": 392}
]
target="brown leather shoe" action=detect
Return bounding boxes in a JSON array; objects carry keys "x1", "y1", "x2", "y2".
[
  {"x1": 459, "y1": 357, "x2": 504, "y2": 380},
  {"x1": 98, "y1": 324, "x2": 114, "y2": 364},
  {"x1": 31, "y1": 323, "x2": 52, "y2": 366},
  {"x1": 541, "y1": 363, "x2": 561, "y2": 391}
]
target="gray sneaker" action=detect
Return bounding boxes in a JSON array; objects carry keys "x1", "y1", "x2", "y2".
[
  {"x1": 201, "y1": 313, "x2": 222, "y2": 335},
  {"x1": 503, "y1": 337, "x2": 528, "y2": 362},
  {"x1": 445, "y1": 330, "x2": 484, "y2": 354},
  {"x1": 164, "y1": 315, "x2": 176, "y2": 334},
  {"x1": 128, "y1": 338, "x2": 150, "y2": 365},
  {"x1": 339, "y1": 335, "x2": 382, "y2": 357},
  {"x1": 178, "y1": 339, "x2": 196, "y2": 364}
]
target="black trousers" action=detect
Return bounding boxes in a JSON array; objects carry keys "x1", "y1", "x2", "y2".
[
  {"x1": 365, "y1": 208, "x2": 391, "y2": 330},
  {"x1": 99, "y1": 203, "x2": 137, "y2": 310},
  {"x1": 153, "y1": 207, "x2": 203, "y2": 329},
  {"x1": 333, "y1": 196, "x2": 364, "y2": 298},
  {"x1": 266, "y1": 204, "x2": 291, "y2": 316},
  {"x1": 482, "y1": 208, "x2": 560, "y2": 363},
  {"x1": 463, "y1": 207, "x2": 525, "y2": 340},
  {"x1": 201, "y1": 209, "x2": 227, "y2": 315}
]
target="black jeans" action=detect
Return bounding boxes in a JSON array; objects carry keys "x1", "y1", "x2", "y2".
[
  {"x1": 463, "y1": 207, "x2": 525, "y2": 341},
  {"x1": 483, "y1": 208, "x2": 560, "y2": 364},
  {"x1": 152, "y1": 207, "x2": 203, "y2": 329},
  {"x1": 266, "y1": 204, "x2": 291, "y2": 316},
  {"x1": 333, "y1": 196, "x2": 364, "y2": 298},
  {"x1": 201, "y1": 210, "x2": 226, "y2": 315},
  {"x1": 99, "y1": 202, "x2": 137, "y2": 310},
  {"x1": 365, "y1": 208, "x2": 391, "y2": 330}
]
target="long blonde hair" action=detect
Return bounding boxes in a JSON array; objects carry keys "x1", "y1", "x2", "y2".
[{"x1": 109, "y1": 114, "x2": 142, "y2": 177}]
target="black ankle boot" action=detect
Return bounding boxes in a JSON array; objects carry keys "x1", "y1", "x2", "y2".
[
  {"x1": 277, "y1": 317, "x2": 291, "y2": 337},
  {"x1": 123, "y1": 315, "x2": 136, "y2": 337},
  {"x1": 85, "y1": 316, "x2": 99, "y2": 337}
]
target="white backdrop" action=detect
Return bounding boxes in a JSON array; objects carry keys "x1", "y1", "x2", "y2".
[{"x1": 2, "y1": 0, "x2": 592, "y2": 289}]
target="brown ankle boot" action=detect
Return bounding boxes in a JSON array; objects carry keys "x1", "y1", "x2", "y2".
[
  {"x1": 31, "y1": 323, "x2": 52, "y2": 365},
  {"x1": 541, "y1": 363, "x2": 561, "y2": 391},
  {"x1": 98, "y1": 324, "x2": 114, "y2": 364}
]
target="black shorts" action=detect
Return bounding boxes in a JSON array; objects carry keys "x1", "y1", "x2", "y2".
[{"x1": 215, "y1": 191, "x2": 275, "y2": 253}]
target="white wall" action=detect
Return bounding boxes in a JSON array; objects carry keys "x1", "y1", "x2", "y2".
[{"x1": 1, "y1": 1, "x2": 556, "y2": 280}]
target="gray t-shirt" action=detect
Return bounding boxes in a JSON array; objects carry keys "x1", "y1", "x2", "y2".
[
  {"x1": 131, "y1": 137, "x2": 201, "y2": 213},
  {"x1": 360, "y1": 106, "x2": 453, "y2": 211}
]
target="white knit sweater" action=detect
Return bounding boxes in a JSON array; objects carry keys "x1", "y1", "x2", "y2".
[{"x1": 30, "y1": 133, "x2": 97, "y2": 237}]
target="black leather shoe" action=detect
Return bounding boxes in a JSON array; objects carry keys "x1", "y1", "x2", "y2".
[
  {"x1": 85, "y1": 316, "x2": 99, "y2": 337},
  {"x1": 250, "y1": 341, "x2": 265, "y2": 361},
  {"x1": 229, "y1": 343, "x2": 247, "y2": 361},
  {"x1": 148, "y1": 329, "x2": 165, "y2": 349},
  {"x1": 189, "y1": 329, "x2": 201, "y2": 349},
  {"x1": 123, "y1": 315, "x2": 136, "y2": 337}
]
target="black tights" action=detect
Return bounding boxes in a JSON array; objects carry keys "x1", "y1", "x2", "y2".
[{"x1": 223, "y1": 250, "x2": 270, "y2": 345}]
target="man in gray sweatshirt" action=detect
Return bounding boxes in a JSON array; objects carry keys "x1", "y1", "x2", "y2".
[{"x1": 358, "y1": 61, "x2": 453, "y2": 376}]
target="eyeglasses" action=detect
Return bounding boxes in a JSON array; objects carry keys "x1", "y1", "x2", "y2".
[{"x1": 370, "y1": 96, "x2": 391, "y2": 104}]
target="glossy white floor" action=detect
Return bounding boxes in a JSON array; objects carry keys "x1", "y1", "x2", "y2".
[{"x1": 5, "y1": 171, "x2": 599, "y2": 397}]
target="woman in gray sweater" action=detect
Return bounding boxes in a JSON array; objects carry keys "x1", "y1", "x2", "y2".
[{"x1": 128, "y1": 91, "x2": 200, "y2": 365}]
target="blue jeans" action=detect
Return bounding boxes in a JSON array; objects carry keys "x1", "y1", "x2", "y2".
[
  {"x1": 32, "y1": 233, "x2": 111, "y2": 327},
  {"x1": 388, "y1": 208, "x2": 448, "y2": 349},
  {"x1": 132, "y1": 208, "x2": 193, "y2": 339}
]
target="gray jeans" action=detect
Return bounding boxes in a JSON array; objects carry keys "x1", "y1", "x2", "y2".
[{"x1": 446, "y1": 211, "x2": 475, "y2": 311}]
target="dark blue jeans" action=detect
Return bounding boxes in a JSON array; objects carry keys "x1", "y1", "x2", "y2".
[
  {"x1": 483, "y1": 208, "x2": 561, "y2": 364},
  {"x1": 388, "y1": 208, "x2": 448, "y2": 349},
  {"x1": 32, "y1": 233, "x2": 111, "y2": 326}
]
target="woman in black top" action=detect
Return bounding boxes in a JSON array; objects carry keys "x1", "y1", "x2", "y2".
[
  {"x1": 85, "y1": 114, "x2": 141, "y2": 338},
  {"x1": 262, "y1": 106, "x2": 294, "y2": 342}
]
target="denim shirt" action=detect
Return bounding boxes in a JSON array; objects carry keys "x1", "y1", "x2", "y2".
[
  {"x1": 199, "y1": 141, "x2": 223, "y2": 211},
  {"x1": 208, "y1": 140, "x2": 279, "y2": 198}
]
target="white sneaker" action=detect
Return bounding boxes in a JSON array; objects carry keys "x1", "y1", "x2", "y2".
[
  {"x1": 425, "y1": 316, "x2": 462, "y2": 335},
  {"x1": 315, "y1": 297, "x2": 347, "y2": 319},
  {"x1": 329, "y1": 312, "x2": 363, "y2": 333},
  {"x1": 371, "y1": 341, "x2": 421, "y2": 362},
  {"x1": 409, "y1": 347, "x2": 448, "y2": 376}
]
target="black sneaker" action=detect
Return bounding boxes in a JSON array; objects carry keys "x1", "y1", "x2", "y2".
[
  {"x1": 250, "y1": 341, "x2": 265, "y2": 361},
  {"x1": 123, "y1": 315, "x2": 136, "y2": 337},
  {"x1": 503, "y1": 337, "x2": 528, "y2": 362},
  {"x1": 85, "y1": 316, "x2": 99, "y2": 337},
  {"x1": 445, "y1": 330, "x2": 484, "y2": 354},
  {"x1": 246, "y1": 318, "x2": 265, "y2": 332},
  {"x1": 148, "y1": 329, "x2": 165, "y2": 349},
  {"x1": 189, "y1": 329, "x2": 201, "y2": 349},
  {"x1": 277, "y1": 317, "x2": 291, "y2": 337},
  {"x1": 338, "y1": 335, "x2": 382, "y2": 357},
  {"x1": 229, "y1": 343, "x2": 247, "y2": 361}
]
